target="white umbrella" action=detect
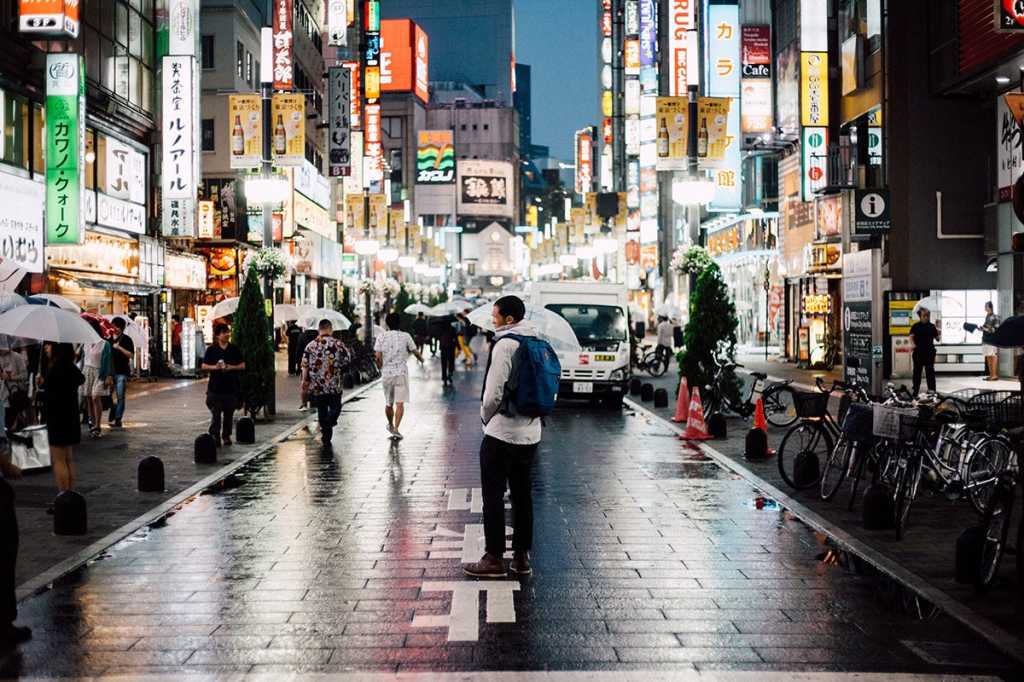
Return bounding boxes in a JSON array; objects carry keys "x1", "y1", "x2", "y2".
[
  {"x1": 467, "y1": 303, "x2": 582, "y2": 353},
  {"x1": 27, "y1": 293, "x2": 80, "y2": 313},
  {"x1": 104, "y1": 315, "x2": 146, "y2": 347},
  {"x1": 912, "y1": 295, "x2": 963, "y2": 318},
  {"x1": 0, "y1": 294, "x2": 29, "y2": 349},
  {"x1": 210, "y1": 297, "x2": 239, "y2": 319},
  {"x1": 300, "y1": 308, "x2": 352, "y2": 330},
  {"x1": 404, "y1": 303, "x2": 432, "y2": 315},
  {"x1": 428, "y1": 302, "x2": 455, "y2": 316},
  {"x1": 628, "y1": 303, "x2": 645, "y2": 320},
  {"x1": 449, "y1": 299, "x2": 473, "y2": 312},
  {"x1": 273, "y1": 303, "x2": 302, "y2": 324},
  {"x1": 654, "y1": 303, "x2": 682, "y2": 320},
  {"x1": 0, "y1": 305, "x2": 100, "y2": 344}
]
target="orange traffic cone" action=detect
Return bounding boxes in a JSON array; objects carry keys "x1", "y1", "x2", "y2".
[
  {"x1": 680, "y1": 387, "x2": 712, "y2": 440},
  {"x1": 753, "y1": 398, "x2": 768, "y2": 433},
  {"x1": 671, "y1": 377, "x2": 690, "y2": 423}
]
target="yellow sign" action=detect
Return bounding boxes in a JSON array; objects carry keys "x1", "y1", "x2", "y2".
[
  {"x1": 228, "y1": 94, "x2": 261, "y2": 170},
  {"x1": 802, "y1": 294, "x2": 831, "y2": 315},
  {"x1": 602, "y1": 90, "x2": 613, "y2": 117},
  {"x1": 197, "y1": 200, "x2": 215, "y2": 239},
  {"x1": 526, "y1": 204, "x2": 538, "y2": 227},
  {"x1": 800, "y1": 52, "x2": 829, "y2": 126},
  {"x1": 344, "y1": 194, "x2": 364, "y2": 232},
  {"x1": 655, "y1": 97, "x2": 688, "y2": 171},
  {"x1": 388, "y1": 207, "x2": 404, "y2": 242},
  {"x1": 365, "y1": 65, "x2": 381, "y2": 100},
  {"x1": 270, "y1": 93, "x2": 306, "y2": 167},
  {"x1": 367, "y1": 193, "x2": 387, "y2": 238},
  {"x1": 696, "y1": 97, "x2": 731, "y2": 167}
]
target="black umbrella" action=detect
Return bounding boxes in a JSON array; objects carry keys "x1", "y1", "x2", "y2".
[{"x1": 976, "y1": 315, "x2": 1024, "y2": 348}]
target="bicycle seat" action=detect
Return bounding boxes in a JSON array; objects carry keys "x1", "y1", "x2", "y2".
[{"x1": 751, "y1": 371, "x2": 767, "y2": 380}]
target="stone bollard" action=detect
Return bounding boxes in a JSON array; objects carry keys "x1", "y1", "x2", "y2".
[
  {"x1": 707, "y1": 413, "x2": 728, "y2": 439},
  {"x1": 629, "y1": 378, "x2": 642, "y2": 396},
  {"x1": 343, "y1": 372, "x2": 355, "y2": 390},
  {"x1": 53, "y1": 490, "x2": 87, "y2": 536},
  {"x1": 236, "y1": 417, "x2": 255, "y2": 444},
  {"x1": 137, "y1": 456, "x2": 165, "y2": 492},
  {"x1": 744, "y1": 428, "x2": 768, "y2": 460},
  {"x1": 194, "y1": 433, "x2": 218, "y2": 464},
  {"x1": 653, "y1": 388, "x2": 669, "y2": 408},
  {"x1": 640, "y1": 383, "x2": 654, "y2": 402}
]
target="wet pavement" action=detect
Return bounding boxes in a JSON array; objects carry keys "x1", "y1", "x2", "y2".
[{"x1": 2, "y1": 360, "x2": 1017, "y2": 678}]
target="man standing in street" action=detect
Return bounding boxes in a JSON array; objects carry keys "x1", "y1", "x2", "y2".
[
  {"x1": 375, "y1": 312, "x2": 423, "y2": 440},
  {"x1": 464, "y1": 295, "x2": 542, "y2": 579},
  {"x1": 437, "y1": 315, "x2": 458, "y2": 387},
  {"x1": 109, "y1": 317, "x2": 134, "y2": 428},
  {"x1": 0, "y1": 451, "x2": 30, "y2": 647},
  {"x1": 201, "y1": 323, "x2": 245, "y2": 446},
  {"x1": 981, "y1": 301, "x2": 1001, "y2": 381},
  {"x1": 655, "y1": 315, "x2": 674, "y2": 366},
  {"x1": 301, "y1": 319, "x2": 351, "y2": 446}
]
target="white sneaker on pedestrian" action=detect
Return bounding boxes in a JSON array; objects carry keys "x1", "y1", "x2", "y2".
[
  {"x1": 392, "y1": 430, "x2": 404, "y2": 441},
  {"x1": 387, "y1": 424, "x2": 396, "y2": 437}
]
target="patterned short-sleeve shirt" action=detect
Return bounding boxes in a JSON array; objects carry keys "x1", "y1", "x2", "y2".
[
  {"x1": 374, "y1": 330, "x2": 417, "y2": 378},
  {"x1": 301, "y1": 336, "x2": 351, "y2": 395}
]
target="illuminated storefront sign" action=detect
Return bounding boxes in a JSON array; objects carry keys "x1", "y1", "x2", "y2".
[
  {"x1": 161, "y1": 55, "x2": 195, "y2": 202},
  {"x1": 45, "y1": 53, "x2": 85, "y2": 245},
  {"x1": 272, "y1": 0, "x2": 293, "y2": 89},
  {"x1": 19, "y1": 0, "x2": 79, "y2": 38}
]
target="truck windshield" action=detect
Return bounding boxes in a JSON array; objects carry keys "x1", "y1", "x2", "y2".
[{"x1": 545, "y1": 304, "x2": 628, "y2": 343}]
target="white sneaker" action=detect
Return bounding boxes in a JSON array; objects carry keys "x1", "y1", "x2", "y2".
[
  {"x1": 392, "y1": 430, "x2": 404, "y2": 441},
  {"x1": 387, "y1": 424, "x2": 396, "y2": 437}
]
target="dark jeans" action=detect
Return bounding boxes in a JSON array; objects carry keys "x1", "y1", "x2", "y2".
[
  {"x1": 480, "y1": 435, "x2": 537, "y2": 558},
  {"x1": 206, "y1": 393, "x2": 237, "y2": 440},
  {"x1": 311, "y1": 393, "x2": 342, "y2": 431},
  {"x1": 912, "y1": 350, "x2": 937, "y2": 396},
  {"x1": 0, "y1": 478, "x2": 17, "y2": 625},
  {"x1": 440, "y1": 344, "x2": 457, "y2": 382}
]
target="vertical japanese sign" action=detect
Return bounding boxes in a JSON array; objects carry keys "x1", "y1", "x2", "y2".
[
  {"x1": 161, "y1": 55, "x2": 195, "y2": 200},
  {"x1": 327, "y1": 0, "x2": 348, "y2": 46},
  {"x1": 364, "y1": 102, "x2": 383, "y2": 178},
  {"x1": 741, "y1": 25, "x2": 772, "y2": 133},
  {"x1": 345, "y1": 61, "x2": 361, "y2": 129},
  {"x1": 800, "y1": 52, "x2": 829, "y2": 126},
  {"x1": 655, "y1": 97, "x2": 687, "y2": 170},
  {"x1": 19, "y1": 0, "x2": 79, "y2": 38},
  {"x1": 638, "y1": 0, "x2": 656, "y2": 68},
  {"x1": 668, "y1": 0, "x2": 697, "y2": 96},
  {"x1": 575, "y1": 131, "x2": 593, "y2": 194},
  {"x1": 802, "y1": 127, "x2": 828, "y2": 201},
  {"x1": 800, "y1": 0, "x2": 829, "y2": 202},
  {"x1": 272, "y1": 0, "x2": 293, "y2": 90},
  {"x1": 271, "y1": 93, "x2": 305, "y2": 167},
  {"x1": 197, "y1": 200, "x2": 215, "y2": 238},
  {"x1": 45, "y1": 53, "x2": 84, "y2": 245},
  {"x1": 228, "y1": 94, "x2": 261, "y2": 170},
  {"x1": 707, "y1": 1, "x2": 741, "y2": 211},
  {"x1": 168, "y1": 0, "x2": 198, "y2": 56},
  {"x1": 328, "y1": 66, "x2": 352, "y2": 177},
  {"x1": 104, "y1": 138, "x2": 145, "y2": 204}
]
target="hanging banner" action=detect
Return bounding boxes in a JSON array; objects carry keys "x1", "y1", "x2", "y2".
[
  {"x1": 328, "y1": 66, "x2": 352, "y2": 177},
  {"x1": 272, "y1": 0, "x2": 294, "y2": 90},
  {"x1": 800, "y1": 52, "x2": 829, "y2": 126},
  {"x1": 387, "y1": 207, "x2": 404, "y2": 243},
  {"x1": 168, "y1": 0, "x2": 198, "y2": 56},
  {"x1": 344, "y1": 194, "x2": 364, "y2": 232},
  {"x1": 364, "y1": 102, "x2": 383, "y2": 178},
  {"x1": 228, "y1": 94, "x2": 261, "y2": 170},
  {"x1": 655, "y1": 97, "x2": 687, "y2": 170},
  {"x1": 162, "y1": 198, "x2": 195, "y2": 237},
  {"x1": 575, "y1": 131, "x2": 593, "y2": 194},
  {"x1": 271, "y1": 93, "x2": 305, "y2": 167},
  {"x1": 161, "y1": 55, "x2": 195, "y2": 201},
  {"x1": 696, "y1": 97, "x2": 731, "y2": 167},
  {"x1": 327, "y1": 0, "x2": 348, "y2": 46},
  {"x1": 802, "y1": 126, "x2": 828, "y2": 201},
  {"x1": 367, "y1": 193, "x2": 387, "y2": 237},
  {"x1": 416, "y1": 130, "x2": 455, "y2": 184},
  {"x1": 19, "y1": 0, "x2": 79, "y2": 38},
  {"x1": 45, "y1": 53, "x2": 85, "y2": 245}
]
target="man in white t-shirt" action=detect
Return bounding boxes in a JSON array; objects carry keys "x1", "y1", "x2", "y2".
[{"x1": 374, "y1": 312, "x2": 423, "y2": 440}]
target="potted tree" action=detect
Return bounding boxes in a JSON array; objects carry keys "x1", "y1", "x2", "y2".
[{"x1": 232, "y1": 264, "x2": 276, "y2": 418}]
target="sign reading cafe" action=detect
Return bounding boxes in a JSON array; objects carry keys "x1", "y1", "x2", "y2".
[{"x1": 45, "y1": 53, "x2": 85, "y2": 245}]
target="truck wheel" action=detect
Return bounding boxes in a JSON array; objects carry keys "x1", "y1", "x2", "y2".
[{"x1": 603, "y1": 394, "x2": 624, "y2": 409}]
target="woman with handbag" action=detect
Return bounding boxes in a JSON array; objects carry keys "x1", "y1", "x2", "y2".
[
  {"x1": 37, "y1": 343, "x2": 84, "y2": 493},
  {"x1": 81, "y1": 331, "x2": 112, "y2": 438}
]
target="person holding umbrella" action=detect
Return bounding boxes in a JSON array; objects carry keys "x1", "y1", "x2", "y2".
[{"x1": 910, "y1": 307, "x2": 941, "y2": 397}]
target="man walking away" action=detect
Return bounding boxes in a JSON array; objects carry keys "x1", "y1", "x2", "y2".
[
  {"x1": 201, "y1": 323, "x2": 245, "y2": 446},
  {"x1": 412, "y1": 312, "x2": 429, "y2": 355},
  {"x1": 375, "y1": 312, "x2": 423, "y2": 440},
  {"x1": 655, "y1": 315, "x2": 674, "y2": 365},
  {"x1": 301, "y1": 319, "x2": 351, "y2": 446},
  {"x1": 982, "y1": 301, "x2": 1001, "y2": 381},
  {"x1": 909, "y1": 307, "x2": 940, "y2": 397},
  {"x1": 109, "y1": 317, "x2": 134, "y2": 428},
  {"x1": 0, "y1": 452, "x2": 30, "y2": 647},
  {"x1": 464, "y1": 295, "x2": 560, "y2": 579},
  {"x1": 286, "y1": 320, "x2": 303, "y2": 375},
  {"x1": 437, "y1": 315, "x2": 458, "y2": 387}
]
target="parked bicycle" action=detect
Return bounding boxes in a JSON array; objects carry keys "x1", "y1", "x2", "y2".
[
  {"x1": 632, "y1": 342, "x2": 670, "y2": 377},
  {"x1": 967, "y1": 469, "x2": 1021, "y2": 592},
  {"x1": 702, "y1": 356, "x2": 798, "y2": 428}
]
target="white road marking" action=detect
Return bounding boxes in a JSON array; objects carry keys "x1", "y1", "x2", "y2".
[
  {"x1": 446, "y1": 487, "x2": 511, "y2": 513},
  {"x1": 429, "y1": 524, "x2": 514, "y2": 562},
  {"x1": 412, "y1": 580, "x2": 520, "y2": 642}
]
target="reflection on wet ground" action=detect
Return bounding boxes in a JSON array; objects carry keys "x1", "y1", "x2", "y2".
[{"x1": 1, "y1": 365, "x2": 1017, "y2": 677}]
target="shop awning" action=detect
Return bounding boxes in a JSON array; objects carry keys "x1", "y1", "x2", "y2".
[{"x1": 53, "y1": 270, "x2": 161, "y2": 296}]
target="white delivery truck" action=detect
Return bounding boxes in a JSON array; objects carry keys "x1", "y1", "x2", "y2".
[{"x1": 530, "y1": 281, "x2": 632, "y2": 407}]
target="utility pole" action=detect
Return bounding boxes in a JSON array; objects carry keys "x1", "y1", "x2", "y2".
[{"x1": 259, "y1": 27, "x2": 277, "y2": 416}]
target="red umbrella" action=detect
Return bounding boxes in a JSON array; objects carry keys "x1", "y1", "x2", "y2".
[{"x1": 80, "y1": 312, "x2": 117, "y2": 339}]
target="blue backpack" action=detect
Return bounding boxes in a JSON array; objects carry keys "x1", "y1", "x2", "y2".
[{"x1": 496, "y1": 334, "x2": 562, "y2": 418}]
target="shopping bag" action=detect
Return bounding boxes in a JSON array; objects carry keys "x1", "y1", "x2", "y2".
[{"x1": 9, "y1": 424, "x2": 50, "y2": 472}]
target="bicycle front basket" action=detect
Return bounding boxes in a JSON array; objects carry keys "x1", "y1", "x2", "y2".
[
  {"x1": 841, "y1": 402, "x2": 874, "y2": 442},
  {"x1": 793, "y1": 391, "x2": 830, "y2": 419},
  {"x1": 872, "y1": 404, "x2": 920, "y2": 440}
]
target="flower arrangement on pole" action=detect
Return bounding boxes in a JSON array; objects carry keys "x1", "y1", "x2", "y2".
[
  {"x1": 250, "y1": 247, "x2": 289, "y2": 280},
  {"x1": 671, "y1": 245, "x2": 714, "y2": 275}
]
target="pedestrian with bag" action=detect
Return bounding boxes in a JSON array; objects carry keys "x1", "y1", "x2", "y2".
[
  {"x1": 910, "y1": 307, "x2": 941, "y2": 397},
  {"x1": 463, "y1": 295, "x2": 560, "y2": 579},
  {"x1": 374, "y1": 312, "x2": 423, "y2": 440},
  {"x1": 301, "y1": 319, "x2": 351, "y2": 446},
  {"x1": 981, "y1": 301, "x2": 1001, "y2": 381},
  {"x1": 81, "y1": 329, "x2": 112, "y2": 438},
  {"x1": 39, "y1": 343, "x2": 84, "y2": 494},
  {"x1": 108, "y1": 317, "x2": 134, "y2": 428},
  {"x1": 201, "y1": 323, "x2": 245, "y2": 446}
]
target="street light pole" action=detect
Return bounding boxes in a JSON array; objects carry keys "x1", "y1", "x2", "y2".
[
  {"x1": 259, "y1": 27, "x2": 276, "y2": 416},
  {"x1": 363, "y1": 188, "x2": 373, "y2": 347}
]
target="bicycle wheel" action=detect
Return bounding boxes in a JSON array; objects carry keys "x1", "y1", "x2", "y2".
[
  {"x1": 821, "y1": 435, "x2": 854, "y2": 501},
  {"x1": 977, "y1": 477, "x2": 1014, "y2": 591},
  {"x1": 764, "y1": 386, "x2": 798, "y2": 428},
  {"x1": 642, "y1": 350, "x2": 662, "y2": 377},
  {"x1": 966, "y1": 436, "x2": 1014, "y2": 515},
  {"x1": 651, "y1": 352, "x2": 670, "y2": 378},
  {"x1": 777, "y1": 421, "x2": 832, "y2": 490},
  {"x1": 893, "y1": 453, "x2": 924, "y2": 540}
]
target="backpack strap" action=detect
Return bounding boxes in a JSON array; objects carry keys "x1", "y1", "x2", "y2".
[{"x1": 481, "y1": 334, "x2": 523, "y2": 413}]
